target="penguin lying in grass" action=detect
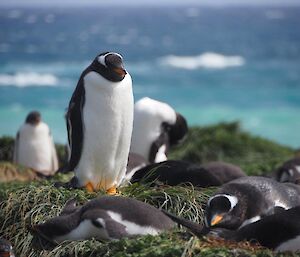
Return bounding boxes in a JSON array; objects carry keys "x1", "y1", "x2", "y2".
[
  {"x1": 32, "y1": 196, "x2": 175, "y2": 244},
  {"x1": 205, "y1": 176, "x2": 300, "y2": 230},
  {"x1": 163, "y1": 206, "x2": 300, "y2": 252},
  {"x1": 274, "y1": 157, "x2": 300, "y2": 184},
  {"x1": 62, "y1": 52, "x2": 134, "y2": 193},
  {"x1": 130, "y1": 160, "x2": 246, "y2": 187}
]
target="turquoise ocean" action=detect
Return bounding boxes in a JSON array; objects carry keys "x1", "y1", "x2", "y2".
[{"x1": 0, "y1": 6, "x2": 299, "y2": 147}]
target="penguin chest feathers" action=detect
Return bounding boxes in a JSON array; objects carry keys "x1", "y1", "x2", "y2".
[{"x1": 76, "y1": 71, "x2": 134, "y2": 188}]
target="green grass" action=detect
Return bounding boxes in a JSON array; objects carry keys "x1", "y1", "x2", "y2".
[{"x1": 0, "y1": 122, "x2": 298, "y2": 256}]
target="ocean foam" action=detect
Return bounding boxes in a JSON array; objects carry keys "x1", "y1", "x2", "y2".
[
  {"x1": 0, "y1": 72, "x2": 58, "y2": 87},
  {"x1": 159, "y1": 52, "x2": 245, "y2": 70}
]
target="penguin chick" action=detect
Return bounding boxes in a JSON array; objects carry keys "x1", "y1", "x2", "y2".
[{"x1": 32, "y1": 196, "x2": 175, "y2": 244}]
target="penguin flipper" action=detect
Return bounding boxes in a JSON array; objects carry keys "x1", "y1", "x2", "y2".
[
  {"x1": 66, "y1": 76, "x2": 86, "y2": 171},
  {"x1": 161, "y1": 210, "x2": 205, "y2": 237}
]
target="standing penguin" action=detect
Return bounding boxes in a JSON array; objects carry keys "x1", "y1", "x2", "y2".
[
  {"x1": 127, "y1": 97, "x2": 188, "y2": 178},
  {"x1": 64, "y1": 52, "x2": 133, "y2": 193},
  {"x1": 13, "y1": 111, "x2": 58, "y2": 177}
]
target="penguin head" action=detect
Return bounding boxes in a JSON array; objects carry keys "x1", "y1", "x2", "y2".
[
  {"x1": 205, "y1": 194, "x2": 241, "y2": 230},
  {"x1": 0, "y1": 239, "x2": 15, "y2": 257},
  {"x1": 94, "y1": 52, "x2": 127, "y2": 82},
  {"x1": 25, "y1": 111, "x2": 41, "y2": 126}
]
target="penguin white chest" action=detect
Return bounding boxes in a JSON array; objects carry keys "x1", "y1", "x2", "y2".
[{"x1": 76, "y1": 72, "x2": 133, "y2": 189}]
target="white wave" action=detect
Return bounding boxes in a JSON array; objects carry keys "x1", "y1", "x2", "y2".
[
  {"x1": 0, "y1": 72, "x2": 58, "y2": 87},
  {"x1": 159, "y1": 52, "x2": 245, "y2": 70}
]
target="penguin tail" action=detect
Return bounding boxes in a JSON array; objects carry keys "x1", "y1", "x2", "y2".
[{"x1": 161, "y1": 210, "x2": 208, "y2": 237}]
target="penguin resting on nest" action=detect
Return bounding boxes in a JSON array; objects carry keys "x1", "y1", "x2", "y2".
[
  {"x1": 163, "y1": 206, "x2": 300, "y2": 252},
  {"x1": 32, "y1": 196, "x2": 175, "y2": 244},
  {"x1": 62, "y1": 52, "x2": 134, "y2": 193},
  {"x1": 204, "y1": 176, "x2": 300, "y2": 230},
  {"x1": 13, "y1": 111, "x2": 58, "y2": 177},
  {"x1": 130, "y1": 160, "x2": 246, "y2": 187}
]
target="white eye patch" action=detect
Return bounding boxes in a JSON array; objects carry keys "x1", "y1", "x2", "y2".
[{"x1": 97, "y1": 52, "x2": 123, "y2": 67}]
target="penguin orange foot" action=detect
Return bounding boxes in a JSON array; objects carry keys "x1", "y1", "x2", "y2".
[{"x1": 106, "y1": 186, "x2": 118, "y2": 195}]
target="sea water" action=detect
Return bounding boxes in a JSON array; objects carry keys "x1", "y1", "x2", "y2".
[{"x1": 0, "y1": 6, "x2": 299, "y2": 147}]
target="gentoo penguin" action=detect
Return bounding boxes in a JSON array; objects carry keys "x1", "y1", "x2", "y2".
[
  {"x1": 32, "y1": 196, "x2": 175, "y2": 244},
  {"x1": 128, "y1": 97, "x2": 187, "y2": 170},
  {"x1": 64, "y1": 52, "x2": 133, "y2": 193},
  {"x1": 163, "y1": 207, "x2": 300, "y2": 252},
  {"x1": 130, "y1": 160, "x2": 246, "y2": 187},
  {"x1": 205, "y1": 176, "x2": 300, "y2": 230},
  {"x1": 13, "y1": 111, "x2": 58, "y2": 177},
  {"x1": 275, "y1": 157, "x2": 300, "y2": 184},
  {"x1": 0, "y1": 238, "x2": 15, "y2": 257}
]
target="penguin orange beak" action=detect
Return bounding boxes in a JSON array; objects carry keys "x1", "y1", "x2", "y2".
[
  {"x1": 210, "y1": 214, "x2": 223, "y2": 226},
  {"x1": 113, "y1": 67, "x2": 127, "y2": 77}
]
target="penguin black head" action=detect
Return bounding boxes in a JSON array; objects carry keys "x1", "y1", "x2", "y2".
[
  {"x1": 0, "y1": 238, "x2": 15, "y2": 257},
  {"x1": 205, "y1": 194, "x2": 241, "y2": 230},
  {"x1": 276, "y1": 158, "x2": 300, "y2": 184},
  {"x1": 25, "y1": 111, "x2": 41, "y2": 126},
  {"x1": 93, "y1": 52, "x2": 127, "y2": 82},
  {"x1": 167, "y1": 112, "x2": 188, "y2": 146}
]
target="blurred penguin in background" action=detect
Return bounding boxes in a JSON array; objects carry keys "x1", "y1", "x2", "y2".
[
  {"x1": 13, "y1": 111, "x2": 58, "y2": 177},
  {"x1": 127, "y1": 97, "x2": 188, "y2": 179}
]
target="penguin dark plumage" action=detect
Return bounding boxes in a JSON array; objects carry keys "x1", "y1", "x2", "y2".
[
  {"x1": 130, "y1": 160, "x2": 245, "y2": 187},
  {"x1": 275, "y1": 157, "x2": 300, "y2": 184},
  {"x1": 163, "y1": 207, "x2": 300, "y2": 252},
  {"x1": 32, "y1": 196, "x2": 175, "y2": 244},
  {"x1": 0, "y1": 238, "x2": 15, "y2": 257},
  {"x1": 205, "y1": 176, "x2": 300, "y2": 230}
]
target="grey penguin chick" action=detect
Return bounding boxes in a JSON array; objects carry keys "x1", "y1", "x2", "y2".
[
  {"x1": 205, "y1": 176, "x2": 300, "y2": 230},
  {"x1": 32, "y1": 196, "x2": 175, "y2": 244}
]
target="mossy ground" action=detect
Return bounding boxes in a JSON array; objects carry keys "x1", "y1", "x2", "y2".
[{"x1": 0, "y1": 122, "x2": 298, "y2": 256}]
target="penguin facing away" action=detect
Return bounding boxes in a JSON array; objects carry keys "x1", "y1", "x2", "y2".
[
  {"x1": 130, "y1": 160, "x2": 246, "y2": 187},
  {"x1": 13, "y1": 111, "x2": 58, "y2": 176},
  {"x1": 32, "y1": 196, "x2": 175, "y2": 244},
  {"x1": 163, "y1": 206, "x2": 300, "y2": 252},
  {"x1": 205, "y1": 176, "x2": 300, "y2": 230},
  {"x1": 65, "y1": 52, "x2": 134, "y2": 193},
  {"x1": 129, "y1": 97, "x2": 188, "y2": 165}
]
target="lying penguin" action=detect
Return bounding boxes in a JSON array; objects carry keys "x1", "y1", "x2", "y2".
[
  {"x1": 163, "y1": 206, "x2": 300, "y2": 252},
  {"x1": 205, "y1": 176, "x2": 300, "y2": 230},
  {"x1": 32, "y1": 196, "x2": 175, "y2": 244},
  {"x1": 274, "y1": 157, "x2": 300, "y2": 184},
  {"x1": 130, "y1": 160, "x2": 246, "y2": 187}
]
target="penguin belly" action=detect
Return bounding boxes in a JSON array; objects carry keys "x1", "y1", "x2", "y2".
[
  {"x1": 17, "y1": 123, "x2": 53, "y2": 173},
  {"x1": 75, "y1": 72, "x2": 133, "y2": 190}
]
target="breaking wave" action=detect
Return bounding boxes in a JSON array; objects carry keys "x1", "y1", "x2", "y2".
[
  {"x1": 159, "y1": 52, "x2": 245, "y2": 70},
  {"x1": 0, "y1": 72, "x2": 58, "y2": 87}
]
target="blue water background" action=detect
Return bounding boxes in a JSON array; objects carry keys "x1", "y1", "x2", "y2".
[{"x1": 0, "y1": 6, "x2": 299, "y2": 147}]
